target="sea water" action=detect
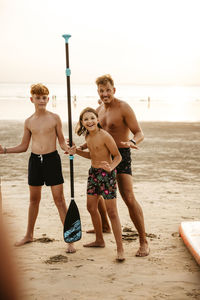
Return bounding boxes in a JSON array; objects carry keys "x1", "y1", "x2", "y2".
[{"x1": 0, "y1": 83, "x2": 200, "y2": 122}]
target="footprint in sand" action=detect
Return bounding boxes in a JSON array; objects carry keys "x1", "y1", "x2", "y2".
[
  {"x1": 122, "y1": 227, "x2": 138, "y2": 241},
  {"x1": 122, "y1": 234, "x2": 137, "y2": 241},
  {"x1": 146, "y1": 233, "x2": 158, "y2": 238},
  {"x1": 171, "y1": 232, "x2": 180, "y2": 238},
  {"x1": 44, "y1": 255, "x2": 68, "y2": 264},
  {"x1": 106, "y1": 273, "x2": 116, "y2": 283},
  {"x1": 34, "y1": 237, "x2": 55, "y2": 243},
  {"x1": 186, "y1": 289, "x2": 200, "y2": 298},
  {"x1": 122, "y1": 227, "x2": 158, "y2": 241}
]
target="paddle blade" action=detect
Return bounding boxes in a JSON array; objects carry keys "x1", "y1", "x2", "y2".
[{"x1": 63, "y1": 200, "x2": 82, "y2": 243}]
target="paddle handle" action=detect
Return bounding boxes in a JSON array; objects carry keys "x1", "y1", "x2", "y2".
[
  {"x1": 62, "y1": 34, "x2": 71, "y2": 44},
  {"x1": 63, "y1": 34, "x2": 74, "y2": 198}
]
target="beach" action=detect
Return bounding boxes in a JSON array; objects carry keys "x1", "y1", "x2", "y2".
[{"x1": 1, "y1": 120, "x2": 200, "y2": 300}]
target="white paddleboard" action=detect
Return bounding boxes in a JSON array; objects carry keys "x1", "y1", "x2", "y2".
[{"x1": 179, "y1": 221, "x2": 200, "y2": 265}]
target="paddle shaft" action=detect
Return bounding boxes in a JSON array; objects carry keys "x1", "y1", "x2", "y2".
[{"x1": 64, "y1": 36, "x2": 74, "y2": 198}]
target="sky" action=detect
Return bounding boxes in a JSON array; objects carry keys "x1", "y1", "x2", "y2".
[{"x1": 0, "y1": 0, "x2": 200, "y2": 85}]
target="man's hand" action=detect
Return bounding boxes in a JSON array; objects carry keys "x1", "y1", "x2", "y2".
[{"x1": 120, "y1": 141, "x2": 138, "y2": 150}]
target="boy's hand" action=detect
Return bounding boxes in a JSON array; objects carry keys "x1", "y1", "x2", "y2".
[
  {"x1": 65, "y1": 145, "x2": 76, "y2": 155},
  {"x1": 66, "y1": 138, "x2": 75, "y2": 147},
  {"x1": 99, "y1": 161, "x2": 112, "y2": 172},
  {"x1": 65, "y1": 139, "x2": 76, "y2": 154}
]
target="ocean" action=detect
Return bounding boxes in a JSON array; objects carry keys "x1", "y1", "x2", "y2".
[{"x1": 0, "y1": 83, "x2": 200, "y2": 122}]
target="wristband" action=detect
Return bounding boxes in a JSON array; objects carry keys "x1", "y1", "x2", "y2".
[
  {"x1": 130, "y1": 139, "x2": 136, "y2": 145},
  {"x1": 3, "y1": 147, "x2": 7, "y2": 154}
]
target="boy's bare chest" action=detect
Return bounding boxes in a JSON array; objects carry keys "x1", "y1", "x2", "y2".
[{"x1": 30, "y1": 119, "x2": 55, "y2": 135}]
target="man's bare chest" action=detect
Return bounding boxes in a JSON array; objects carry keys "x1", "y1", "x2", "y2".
[{"x1": 99, "y1": 110, "x2": 123, "y2": 131}]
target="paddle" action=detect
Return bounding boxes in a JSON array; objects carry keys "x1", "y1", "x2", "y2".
[{"x1": 62, "y1": 34, "x2": 82, "y2": 243}]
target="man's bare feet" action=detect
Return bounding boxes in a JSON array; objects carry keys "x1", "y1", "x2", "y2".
[
  {"x1": 83, "y1": 241, "x2": 105, "y2": 248},
  {"x1": 116, "y1": 250, "x2": 125, "y2": 262},
  {"x1": 66, "y1": 243, "x2": 76, "y2": 253},
  {"x1": 15, "y1": 236, "x2": 33, "y2": 247},
  {"x1": 135, "y1": 242, "x2": 150, "y2": 257},
  {"x1": 86, "y1": 228, "x2": 111, "y2": 234}
]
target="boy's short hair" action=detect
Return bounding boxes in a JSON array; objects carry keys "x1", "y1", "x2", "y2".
[
  {"x1": 95, "y1": 74, "x2": 114, "y2": 87},
  {"x1": 30, "y1": 83, "x2": 49, "y2": 96}
]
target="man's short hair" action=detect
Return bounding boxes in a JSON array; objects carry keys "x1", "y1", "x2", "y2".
[
  {"x1": 95, "y1": 74, "x2": 114, "y2": 87},
  {"x1": 30, "y1": 83, "x2": 49, "y2": 96}
]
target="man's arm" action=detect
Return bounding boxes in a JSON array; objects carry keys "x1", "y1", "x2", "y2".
[
  {"x1": 0, "y1": 120, "x2": 31, "y2": 154},
  {"x1": 122, "y1": 102, "x2": 144, "y2": 146}
]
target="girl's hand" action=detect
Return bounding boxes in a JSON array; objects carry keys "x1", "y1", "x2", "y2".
[{"x1": 99, "y1": 161, "x2": 112, "y2": 172}]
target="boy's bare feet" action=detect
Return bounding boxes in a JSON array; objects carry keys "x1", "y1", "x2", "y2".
[
  {"x1": 15, "y1": 236, "x2": 33, "y2": 247},
  {"x1": 83, "y1": 241, "x2": 105, "y2": 248},
  {"x1": 66, "y1": 243, "x2": 76, "y2": 253},
  {"x1": 135, "y1": 242, "x2": 150, "y2": 257}
]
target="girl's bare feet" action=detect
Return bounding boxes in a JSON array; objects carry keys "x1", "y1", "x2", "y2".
[
  {"x1": 116, "y1": 249, "x2": 125, "y2": 262},
  {"x1": 83, "y1": 241, "x2": 105, "y2": 248},
  {"x1": 116, "y1": 254, "x2": 125, "y2": 262}
]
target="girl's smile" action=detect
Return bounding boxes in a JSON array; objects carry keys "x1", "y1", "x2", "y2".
[{"x1": 82, "y1": 112, "x2": 99, "y2": 132}]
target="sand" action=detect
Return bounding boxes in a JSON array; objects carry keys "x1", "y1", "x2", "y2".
[{"x1": 0, "y1": 120, "x2": 200, "y2": 300}]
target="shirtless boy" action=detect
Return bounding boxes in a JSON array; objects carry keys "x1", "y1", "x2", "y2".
[
  {"x1": 71, "y1": 107, "x2": 125, "y2": 261},
  {"x1": 84, "y1": 75, "x2": 149, "y2": 257},
  {"x1": 0, "y1": 83, "x2": 75, "y2": 253}
]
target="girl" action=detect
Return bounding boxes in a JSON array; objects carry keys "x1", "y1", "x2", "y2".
[{"x1": 72, "y1": 107, "x2": 125, "y2": 261}]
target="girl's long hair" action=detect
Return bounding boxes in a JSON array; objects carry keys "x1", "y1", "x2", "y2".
[{"x1": 75, "y1": 107, "x2": 101, "y2": 136}]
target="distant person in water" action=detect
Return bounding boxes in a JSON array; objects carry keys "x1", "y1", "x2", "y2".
[
  {"x1": 0, "y1": 83, "x2": 75, "y2": 253},
  {"x1": 73, "y1": 95, "x2": 77, "y2": 108},
  {"x1": 69, "y1": 107, "x2": 125, "y2": 261},
  {"x1": 98, "y1": 98, "x2": 102, "y2": 105}
]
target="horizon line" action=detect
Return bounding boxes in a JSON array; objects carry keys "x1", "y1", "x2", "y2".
[{"x1": 0, "y1": 81, "x2": 200, "y2": 87}]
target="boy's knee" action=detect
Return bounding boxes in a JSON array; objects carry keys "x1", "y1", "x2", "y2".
[
  {"x1": 54, "y1": 196, "x2": 64, "y2": 207},
  {"x1": 30, "y1": 196, "x2": 40, "y2": 205}
]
